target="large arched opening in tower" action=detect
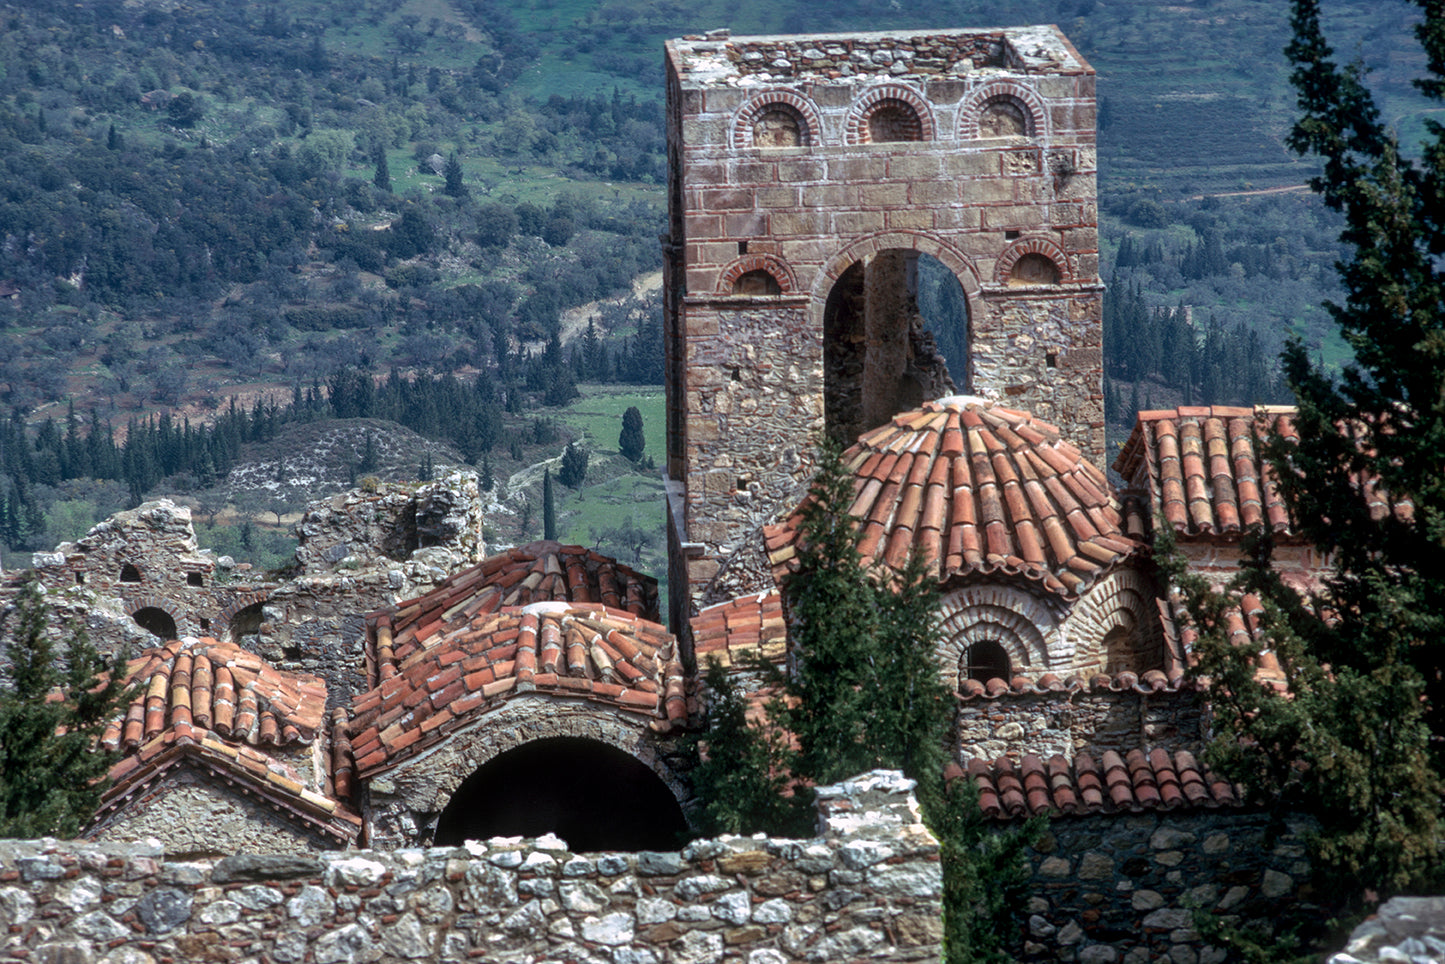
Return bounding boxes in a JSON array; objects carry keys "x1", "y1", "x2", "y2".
[
  {"x1": 823, "y1": 250, "x2": 968, "y2": 444},
  {"x1": 132, "y1": 607, "x2": 177, "y2": 641},
  {"x1": 433, "y1": 737, "x2": 690, "y2": 851}
]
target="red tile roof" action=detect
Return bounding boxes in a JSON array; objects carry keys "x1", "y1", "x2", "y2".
[
  {"x1": 369, "y1": 541, "x2": 658, "y2": 685},
  {"x1": 692, "y1": 592, "x2": 788, "y2": 669},
  {"x1": 961, "y1": 748, "x2": 1241, "y2": 819},
  {"x1": 90, "y1": 638, "x2": 358, "y2": 845},
  {"x1": 1113, "y1": 406, "x2": 1299, "y2": 538},
  {"x1": 955, "y1": 668, "x2": 1195, "y2": 700},
  {"x1": 764, "y1": 398, "x2": 1140, "y2": 598},
  {"x1": 101, "y1": 638, "x2": 327, "y2": 753},
  {"x1": 349, "y1": 602, "x2": 688, "y2": 777}
]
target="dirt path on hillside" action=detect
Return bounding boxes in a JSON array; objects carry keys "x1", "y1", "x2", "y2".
[{"x1": 1186, "y1": 184, "x2": 1310, "y2": 201}]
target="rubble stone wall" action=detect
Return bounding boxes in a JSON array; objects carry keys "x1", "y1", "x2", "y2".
[
  {"x1": 1016, "y1": 810, "x2": 1317, "y2": 963},
  {"x1": 0, "y1": 772, "x2": 944, "y2": 964}
]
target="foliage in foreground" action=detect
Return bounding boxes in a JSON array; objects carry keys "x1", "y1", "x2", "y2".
[
  {"x1": 690, "y1": 442, "x2": 1037, "y2": 961},
  {"x1": 1179, "y1": 0, "x2": 1445, "y2": 911},
  {"x1": 0, "y1": 578, "x2": 130, "y2": 838}
]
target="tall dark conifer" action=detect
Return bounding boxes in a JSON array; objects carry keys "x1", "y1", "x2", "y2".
[{"x1": 1185, "y1": 0, "x2": 1445, "y2": 903}]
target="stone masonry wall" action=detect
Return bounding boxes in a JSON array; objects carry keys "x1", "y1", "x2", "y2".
[
  {"x1": 954, "y1": 689, "x2": 1206, "y2": 764},
  {"x1": 1017, "y1": 810, "x2": 1317, "y2": 962},
  {"x1": 0, "y1": 772, "x2": 943, "y2": 964}
]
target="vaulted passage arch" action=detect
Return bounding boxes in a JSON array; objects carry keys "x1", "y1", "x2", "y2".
[{"x1": 434, "y1": 737, "x2": 689, "y2": 851}]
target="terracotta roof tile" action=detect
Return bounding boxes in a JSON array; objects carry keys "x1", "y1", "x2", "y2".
[
  {"x1": 955, "y1": 668, "x2": 1194, "y2": 700},
  {"x1": 101, "y1": 638, "x2": 326, "y2": 754},
  {"x1": 350, "y1": 602, "x2": 685, "y2": 777},
  {"x1": 765, "y1": 398, "x2": 1141, "y2": 599},
  {"x1": 1113, "y1": 406, "x2": 1302, "y2": 539},
  {"x1": 368, "y1": 541, "x2": 658, "y2": 684},
  {"x1": 691, "y1": 591, "x2": 789, "y2": 669},
  {"x1": 966, "y1": 748, "x2": 1241, "y2": 818}
]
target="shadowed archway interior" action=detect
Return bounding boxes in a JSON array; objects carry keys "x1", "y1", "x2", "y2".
[{"x1": 434, "y1": 736, "x2": 689, "y2": 851}]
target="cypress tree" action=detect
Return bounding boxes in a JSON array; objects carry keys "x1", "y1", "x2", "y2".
[
  {"x1": 0, "y1": 578, "x2": 130, "y2": 837},
  {"x1": 373, "y1": 144, "x2": 392, "y2": 193},
  {"x1": 443, "y1": 152, "x2": 467, "y2": 198},
  {"x1": 542, "y1": 468, "x2": 557, "y2": 540},
  {"x1": 618, "y1": 406, "x2": 645, "y2": 463},
  {"x1": 1183, "y1": 0, "x2": 1445, "y2": 904}
]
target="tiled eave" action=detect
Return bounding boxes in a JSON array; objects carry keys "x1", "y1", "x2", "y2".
[
  {"x1": 962, "y1": 748, "x2": 1241, "y2": 819},
  {"x1": 89, "y1": 728, "x2": 360, "y2": 846},
  {"x1": 956, "y1": 667, "x2": 1196, "y2": 700},
  {"x1": 691, "y1": 591, "x2": 788, "y2": 670}
]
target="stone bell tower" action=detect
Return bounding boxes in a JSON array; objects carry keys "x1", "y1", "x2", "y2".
[{"x1": 662, "y1": 26, "x2": 1103, "y2": 636}]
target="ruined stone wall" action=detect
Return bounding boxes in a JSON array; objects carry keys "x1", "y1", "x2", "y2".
[
  {"x1": 0, "y1": 772, "x2": 944, "y2": 964},
  {"x1": 1016, "y1": 810, "x2": 1318, "y2": 962},
  {"x1": 954, "y1": 689, "x2": 1206, "y2": 764}
]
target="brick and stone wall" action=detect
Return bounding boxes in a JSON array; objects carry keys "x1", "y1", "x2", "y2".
[
  {"x1": 954, "y1": 686, "x2": 1206, "y2": 764},
  {"x1": 1014, "y1": 810, "x2": 1318, "y2": 962},
  {"x1": 0, "y1": 772, "x2": 944, "y2": 964},
  {"x1": 663, "y1": 26, "x2": 1103, "y2": 629}
]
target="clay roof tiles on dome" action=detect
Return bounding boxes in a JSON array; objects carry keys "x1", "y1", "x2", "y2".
[
  {"x1": 349, "y1": 602, "x2": 687, "y2": 778},
  {"x1": 961, "y1": 748, "x2": 1241, "y2": 819},
  {"x1": 89, "y1": 637, "x2": 358, "y2": 845},
  {"x1": 368, "y1": 541, "x2": 658, "y2": 685},
  {"x1": 764, "y1": 398, "x2": 1141, "y2": 598}
]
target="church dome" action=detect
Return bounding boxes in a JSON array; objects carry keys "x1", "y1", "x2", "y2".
[{"x1": 765, "y1": 397, "x2": 1141, "y2": 597}]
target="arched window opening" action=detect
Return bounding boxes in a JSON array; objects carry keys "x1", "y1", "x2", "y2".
[
  {"x1": 753, "y1": 106, "x2": 804, "y2": 148},
  {"x1": 133, "y1": 607, "x2": 177, "y2": 641},
  {"x1": 228, "y1": 602, "x2": 265, "y2": 645},
  {"x1": 867, "y1": 101, "x2": 923, "y2": 143},
  {"x1": 733, "y1": 269, "x2": 782, "y2": 296},
  {"x1": 1009, "y1": 253, "x2": 1061, "y2": 286},
  {"x1": 980, "y1": 99, "x2": 1028, "y2": 138},
  {"x1": 435, "y1": 737, "x2": 688, "y2": 851},
  {"x1": 824, "y1": 251, "x2": 965, "y2": 444},
  {"x1": 960, "y1": 639, "x2": 1011, "y2": 685},
  {"x1": 119, "y1": 563, "x2": 142, "y2": 583}
]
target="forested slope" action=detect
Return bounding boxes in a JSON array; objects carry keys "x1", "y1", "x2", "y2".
[{"x1": 0, "y1": 0, "x2": 1426, "y2": 566}]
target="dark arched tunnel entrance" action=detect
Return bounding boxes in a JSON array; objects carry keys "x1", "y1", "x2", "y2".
[{"x1": 434, "y1": 737, "x2": 690, "y2": 851}]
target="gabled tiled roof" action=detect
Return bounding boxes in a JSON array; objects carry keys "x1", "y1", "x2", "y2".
[
  {"x1": 764, "y1": 398, "x2": 1140, "y2": 598},
  {"x1": 92, "y1": 730, "x2": 360, "y2": 846},
  {"x1": 1113, "y1": 406, "x2": 1297, "y2": 538},
  {"x1": 961, "y1": 748, "x2": 1241, "y2": 819},
  {"x1": 101, "y1": 638, "x2": 327, "y2": 752},
  {"x1": 90, "y1": 637, "x2": 358, "y2": 846},
  {"x1": 369, "y1": 541, "x2": 658, "y2": 683},
  {"x1": 349, "y1": 602, "x2": 687, "y2": 777},
  {"x1": 956, "y1": 668, "x2": 1194, "y2": 700},
  {"x1": 692, "y1": 591, "x2": 788, "y2": 669}
]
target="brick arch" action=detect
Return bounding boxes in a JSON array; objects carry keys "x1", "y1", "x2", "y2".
[
  {"x1": 1063, "y1": 568, "x2": 1167, "y2": 676},
  {"x1": 811, "y1": 230, "x2": 982, "y2": 308},
  {"x1": 958, "y1": 81, "x2": 1049, "y2": 140},
  {"x1": 844, "y1": 84, "x2": 937, "y2": 144},
  {"x1": 215, "y1": 590, "x2": 272, "y2": 630},
  {"x1": 993, "y1": 236, "x2": 1074, "y2": 285},
  {"x1": 125, "y1": 595, "x2": 177, "y2": 620},
  {"x1": 717, "y1": 253, "x2": 798, "y2": 295},
  {"x1": 380, "y1": 700, "x2": 695, "y2": 824},
  {"x1": 935, "y1": 584, "x2": 1057, "y2": 690},
  {"x1": 731, "y1": 89, "x2": 824, "y2": 149}
]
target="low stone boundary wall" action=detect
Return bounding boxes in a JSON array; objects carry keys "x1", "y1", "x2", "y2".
[{"x1": 0, "y1": 772, "x2": 943, "y2": 964}]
